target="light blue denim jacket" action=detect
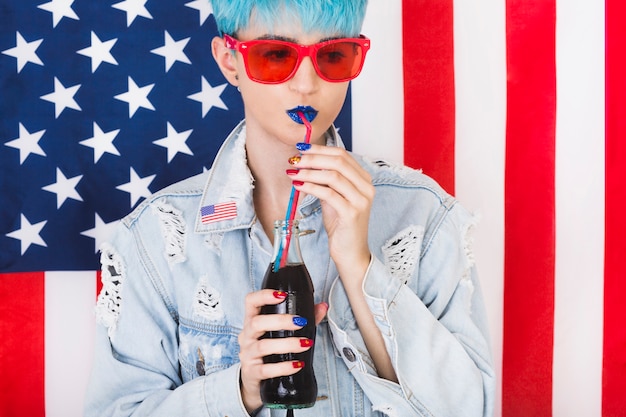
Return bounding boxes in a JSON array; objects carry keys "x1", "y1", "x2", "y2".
[{"x1": 85, "y1": 121, "x2": 495, "y2": 417}]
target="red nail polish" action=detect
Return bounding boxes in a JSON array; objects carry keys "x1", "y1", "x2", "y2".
[
  {"x1": 300, "y1": 339, "x2": 314, "y2": 347},
  {"x1": 292, "y1": 361, "x2": 305, "y2": 369},
  {"x1": 292, "y1": 180, "x2": 304, "y2": 187},
  {"x1": 273, "y1": 291, "x2": 287, "y2": 299},
  {"x1": 286, "y1": 169, "x2": 299, "y2": 175}
]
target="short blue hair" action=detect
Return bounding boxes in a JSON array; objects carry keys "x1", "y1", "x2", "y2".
[{"x1": 211, "y1": 0, "x2": 368, "y2": 38}]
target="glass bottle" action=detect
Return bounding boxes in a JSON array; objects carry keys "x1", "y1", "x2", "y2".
[{"x1": 260, "y1": 219, "x2": 317, "y2": 409}]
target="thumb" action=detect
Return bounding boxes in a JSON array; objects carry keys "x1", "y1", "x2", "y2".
[{"x1": 314, "y1": 302, "x2": 329, "y2": 325}]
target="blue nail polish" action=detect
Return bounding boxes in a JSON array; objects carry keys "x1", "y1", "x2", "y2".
[
  {"x1": 296, "y1": 142, "x2": 311, "y2": 152},
  {"x1": 293, "y1": 316, "x2": 308, "y2": 327}
]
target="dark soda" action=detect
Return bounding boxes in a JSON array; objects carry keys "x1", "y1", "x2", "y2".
[{"x1": 260, "y1": 263, "x2": 317, "y2": 409}]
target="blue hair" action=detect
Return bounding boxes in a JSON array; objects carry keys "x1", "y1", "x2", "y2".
[{"x1": 210, "y1": 0, "x2": 368, "y2": 38}]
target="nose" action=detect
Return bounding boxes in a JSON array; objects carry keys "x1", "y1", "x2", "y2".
[{"x1": 288, "y1": 56, "x2": 320, "y2": 94}]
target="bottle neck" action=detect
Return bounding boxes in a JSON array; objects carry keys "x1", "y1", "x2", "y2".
[{"x1": 271, "y1": 220, "x2": 304, "y2": 268}]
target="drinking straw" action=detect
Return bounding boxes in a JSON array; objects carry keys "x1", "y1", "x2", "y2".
[{"x1": 273, "y1": 111, "x2": 312, "y2": 271}]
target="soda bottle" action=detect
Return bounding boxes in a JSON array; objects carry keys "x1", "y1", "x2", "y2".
[{"x1": 260, "y1": 219, "x2": 317, "y2": 409}]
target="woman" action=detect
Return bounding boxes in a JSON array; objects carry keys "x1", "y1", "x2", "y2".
[{"x1": 84, "y1": 1, "x2": 495, "y2": 416}]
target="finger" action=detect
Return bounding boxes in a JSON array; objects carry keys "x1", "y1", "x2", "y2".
[
  {"x1": 293, "y1": 145, "x2": 372, "y2": 184},
  {"x1": 238, "y1": 315, "x2": 310, "y2": 365},
  {"x1": 292, "y1": 156, "x2": 370, "y2": 191},
  {"x1": 256, "y1": 337, "x2": 314, "y2": 357},
  {"x1": 293, "y1": 181, "x2": 370, "y2": 227},
  {"x1": 240, "y1": 290, "x2": 290, "y2": 347},
  {"x1": 241, "y1": 313, "x2": 310, "y2": 349},
  {"x1": 314, "y1": 302, "x2": 329, "y2": 325},
  {"x1": 243, "y1": 289, "x2": 288, "y2": 319},
  {"x1": 296, "y1": 143, "x2": 364, "y2": 172},
  {"x1": 287, "y1": 152, "x2": 374, "y2": 208},
  {"x1": 240, "y1": 337, "x2": 313, "y2": 366},
  {"x1": 290, "y1": 168, "x2": 374, "y2": 207},
  {"x1": 258, "y1": 360, "x2": 307, "y2": 380}
]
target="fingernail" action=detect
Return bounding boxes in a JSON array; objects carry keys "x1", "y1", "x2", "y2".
[
  {"x1": 300, "y1": 338, "x2": 314, "y2": 347},
  {"x1": 288, "y1": 155, "x2": 301, "y2": 165},
  {"x1": 273, "y1": 291, "x2": 287, "y2": 299},
  {"x1": 292, "y1": 180, "x2": 304, "y2": 187},
  {"x1": 293, "y1": 316, "x2": 308, "y2": 327},
  {"x1": 292, "y1": 361, "x2": 305, "y2": 369},
  {"x1": 286, "y1": 169, "x2": 299, "y2": 175},
  {"x1": 296, "y1": 142, "x2": 311, "y2": 151}
]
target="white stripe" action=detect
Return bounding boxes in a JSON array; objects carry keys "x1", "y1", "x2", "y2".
[
  {"x1": 45, "y1": 271, "x2": 96, "y2": 417},
  {"x1": 452, "y1": 1, "x2": 507, "y2": 416},
  {"x1": 352, "y1": 0, "x2": 404, "y2": 164},
  {"x1": 553, "y1": 1, "x2": 605, "y2": 415}
]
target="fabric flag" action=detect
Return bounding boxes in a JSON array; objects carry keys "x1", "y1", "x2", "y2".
[
  {"x1": 1, "y1": 1, "x2": 624, "y2": 417},
  {"x1": 393, "y1": 0, "x2": 622, "y2": 416},
  {"x1": 200, "y1": 201, "x2": 238, "y2": 224}
]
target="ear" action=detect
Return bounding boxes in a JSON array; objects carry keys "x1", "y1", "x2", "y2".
[{"x1": 211, "y1": 36, "x2": 239, "y2": 86}]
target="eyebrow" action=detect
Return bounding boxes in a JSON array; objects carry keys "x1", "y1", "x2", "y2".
[{"x1": 255, "y1": 34, "x2": 339, "y2": 44}]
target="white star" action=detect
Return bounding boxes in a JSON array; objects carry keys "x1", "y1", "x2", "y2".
[
  {"x1": 2, "y1": 32, "x2": 44, "y2": 73},
  {"x1": 37, "y1": 0, "x2": 79, "y2": 28},
  {"x1": 112, "y1": 0, "x2": 153, "y2": 27},
  {"x1": 40, "y1": 77, "x2": 82, "y2": 118},
  {"x1": 187, "y1": 77, "x2": 228, "y2": 117},
  {"x1": 42, "y1": 168, "x2": 83, "y2": 209},
  {"x1": 153, "y1": 122, "x2": 194, "y2": 163},
  {"x1": 4, "y1": 123, "x2": 46, "y2": 164},
  {"x1": 77, "y1": 31, "x2": 118, "y2": 73},
  {"x1": 116, "y1": 167, "x2": 156, "y2": 207},
  {"x1": 151, "y1": 31, "x2": 191, "y2": 72},
  {"x1": 114, "y1": 76, "x2": 155, "y2": 118},
  {"x1": 81, "y1": 213, "x2": 120, "y2": 253},
  {"x1": 79, "y1": 122, "x2": 121, "y2": 163},
  {"x1": 185, "y1": 0, "x2": 213, "y2": 25},
  {"x1": 6, "y1": 214, "x2": 47, "y2": 255}
]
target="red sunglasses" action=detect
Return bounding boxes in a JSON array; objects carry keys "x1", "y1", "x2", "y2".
[{"x1": 223, "y1": 34, "x2": 370, "y2": 84}]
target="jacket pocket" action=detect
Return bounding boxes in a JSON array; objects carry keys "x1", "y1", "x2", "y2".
[{"x1": 178, "y1": 317, "x2": 240, "y2": 382}]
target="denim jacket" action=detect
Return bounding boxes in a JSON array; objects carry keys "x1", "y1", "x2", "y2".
[{"x1": 84, "y1": 121, "x2": 495, "y2": 417}]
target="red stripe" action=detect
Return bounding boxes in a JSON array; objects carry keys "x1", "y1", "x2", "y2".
[
  {"x1": 0, "y1": 272, "x2": 45, "y2": 417},
  {"x1": 503, "y1": 2, "x2": 556, "y2": 416},
  {"x1": 402, "y1": 0, "x2": 456, "y2": 195},
  {"x1": 201, "y1": 211, "x2": 237, "y2": 224},
  {"x1": 97, "y1": 269, "x2": 103, "y2": 298},
  {"x1": 604, "y1": 0, "x2": 626, "y2": 414}
]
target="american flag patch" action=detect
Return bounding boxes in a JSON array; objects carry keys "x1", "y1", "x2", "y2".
[{"x1": 200, "y1": 202, "x2": 237, "y2": 224}]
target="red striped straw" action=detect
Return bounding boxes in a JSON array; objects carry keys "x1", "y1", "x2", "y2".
[{"x1": 276, "y1": 111, "x2": 312, "y2": 269}]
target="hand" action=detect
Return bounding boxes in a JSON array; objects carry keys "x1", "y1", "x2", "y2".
[
  {"x1": 287, "y1": 144, "x2": 374, "y2": 284},
  {"x1": 238, "y1": 289, "x2": 328, "y2": 413}
]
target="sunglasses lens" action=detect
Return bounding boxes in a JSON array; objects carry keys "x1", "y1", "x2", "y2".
[
  {"x1": 316, "y1": 41, "x2": 364, "y2": 81},
  {"x1": 247, "y1": 43, "x2": 299, "y2": 83}
]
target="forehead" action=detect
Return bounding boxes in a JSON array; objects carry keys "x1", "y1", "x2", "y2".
[{"x1": 237, "y1": 12, "x2": 333, "y2": 44}]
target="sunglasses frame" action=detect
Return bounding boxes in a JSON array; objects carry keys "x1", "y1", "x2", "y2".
[{"x1": 223, "y1": 34, "x2": 371, "y2": 84}]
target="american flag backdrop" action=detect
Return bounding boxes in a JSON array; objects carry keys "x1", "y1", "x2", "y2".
[{"x1": 0, "y1": 1, "x2": 624, "y2": 416}]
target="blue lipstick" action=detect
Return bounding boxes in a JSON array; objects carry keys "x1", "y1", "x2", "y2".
[{"x1": 287, "y1": 106, "x2": 318, "y2": 124}]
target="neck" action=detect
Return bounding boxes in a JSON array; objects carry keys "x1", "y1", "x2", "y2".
[
  {"x1": 244, "y1": 121, "x2": 329, "y2": 237},
  {"x1": 246, "y1": 130, "x2": 303, "y2": 238}
]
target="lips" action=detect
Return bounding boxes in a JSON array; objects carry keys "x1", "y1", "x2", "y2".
[{"x1": 286, "y1": 106, "x2": 318, "y2": 124}]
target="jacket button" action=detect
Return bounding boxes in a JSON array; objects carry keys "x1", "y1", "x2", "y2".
[{"x1": 342, "y1": 347, "x2": 357, "y2": 362}]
